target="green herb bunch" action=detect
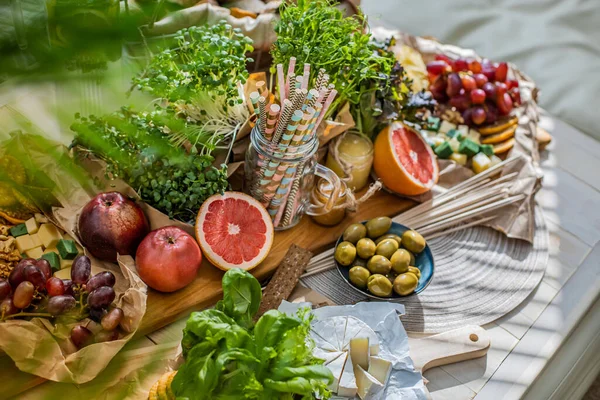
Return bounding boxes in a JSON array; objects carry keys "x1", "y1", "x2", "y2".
[
  {"x1": 272, "y1": 0, "x2": 431, "y2": 137},
  {"x1": 133, "y1": 21, "x2": 253, "y2": 104},
  {"x1": 70, "y1": 108, "x2": 228, "y2": 223},
  {"x1": 132, "y1": 21, "x2": 253, "y2": 155},
  {"x1": 174, "y1": 269, "x2": 334, "y2": 400}
]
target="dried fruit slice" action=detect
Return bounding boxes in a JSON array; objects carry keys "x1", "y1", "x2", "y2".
[
  {"x1": 0, "y1": 155, "x2": 27, "y2": 185},
  {"x1": 195, "y1": 192, "x2": 274, "y2": 271},
  {"x1": 0, "y1": 183, "x2": 17, "y2": 208},
  {"x1": 374, "y1": 122, "x2": 439, "y2": 196}
]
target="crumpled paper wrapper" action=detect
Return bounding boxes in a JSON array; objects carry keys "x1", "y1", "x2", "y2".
[
  {"x1": 0, "y1": 197, "x2": 148, "y2": 385},
  {"x1": 372, "y1": 27, "x2": 544, "y2": 243},
  {"x1": 278, "y1": 301, "x2": 429, "y2": 400}
]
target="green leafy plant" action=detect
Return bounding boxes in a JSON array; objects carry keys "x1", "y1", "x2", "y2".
[
  {"x1": 132, "y1": 21, "x2": 253, "y2": 153},
  {"x1": 272, "y1": 0, "x2": 430, "y2": 137},
  {"x1": 174, "y1": 269, "x2": 334, "y2": 400},
  {"x1": 70, "y1": 107, "x2": 228, "y2": 223}
]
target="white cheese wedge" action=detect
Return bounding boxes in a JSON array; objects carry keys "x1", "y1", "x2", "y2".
[
  {"x1": 439, "y1": 120, "x2": 456, "y2": 134},
  {"x1": 327, "y1": 352, "x2": 348, "y2": 392},
  {"x1": 368, "y1": 356, "x2": 392, "y2": 387},
  {"x1": 333, "y1": 317, "x2": 348, "y2": 350},
  {"x1": 350, "y1": 337, "x2": 370, "y2": 371},
  {"x1": 337, "y1": 353, "x2": 358, "y2": 397},
  {"x1": 356, "y1": 365, "x2": 385, "y2": 399},
  {"x1": 25, "y1": 217, "x2": 39, "y2": 234},
  {"x1": 37, "y1": 224, "x2": 63, "y2": 249},
  {"x1": 343, "y1": 317, "x2": 380, "y2": 355},
  {"x1": 313, "y1": 348, "x2": 344, "y2": 365},
  {"x1": 311, "y1": 318, "x2": 343, "y2": 352}
]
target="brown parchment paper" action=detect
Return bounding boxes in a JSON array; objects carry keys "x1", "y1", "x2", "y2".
[{"x1": 372, "y1": 27, "x2": 544, "y2": 243}]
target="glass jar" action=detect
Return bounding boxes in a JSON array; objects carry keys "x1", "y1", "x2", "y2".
[
  {"x1": 312, "y1": 179, "x2": 348, "y2": 227},
  {"x1": 244, "y1": 127, "x2": 343, "y2": 231},
  {"x1": 325, "y1": 133, "x2": 374, "y2": 191}
]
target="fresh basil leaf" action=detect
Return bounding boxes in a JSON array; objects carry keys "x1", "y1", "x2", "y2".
[{"x1": 220, "y1": 269, "x2": 262, "y2": 329}]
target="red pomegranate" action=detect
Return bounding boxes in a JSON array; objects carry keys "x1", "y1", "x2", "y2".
[
  {"x1": 135, "y1": 226, "x2": 202, "y2": 292},
  {"x1": 78, "y1": 192, "x2": 149, "y2": 262}
]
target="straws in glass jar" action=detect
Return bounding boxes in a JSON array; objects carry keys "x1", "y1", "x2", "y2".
[{"x1": 248, "y1": 59, "x2": 338, "y2": 228}]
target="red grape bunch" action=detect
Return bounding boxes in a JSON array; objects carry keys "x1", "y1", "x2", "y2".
[
  {"x1": 427, "y1": 55, "x2": 521, "y2": 126},
  {"x1": 0, "y1": 255, "x2": 124, "y2": 350}
]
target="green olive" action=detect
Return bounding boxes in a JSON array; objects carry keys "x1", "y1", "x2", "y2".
[
  {"x1": 402, "y1": 230, "x2": 426, "y2": 253},
  {"x1": 374, "y1": 233, "x2": 402, "y2": 246},
  {"x1": 375, "y1": 239, "x2": 399, "y2": 259},
  {"x1": 390, "y1": 249, "x2": 411, "y2": 274},
  {"x1": 408, "y1": 251, "x2": 416, "y2": 266},
  {"x1": 367, "y1": 255, "x2": 392, "y2": 275},
  {"x1": 356, "y1": 238, "x2": 376, "y2": 259},
  {"x1": 367, "y1": 274, "x2": 393, "y2": 297},
  {"x1": 349, "y1": 266, "x2": 371, "y2": 289},
  {"x1": 343, "y1": 223, "x2": 367, "y2": 244},
  {"x1": 393, "y1": 273, "x2": 419, "y2": 296},
  {"x1": 365, "y1": 217, "x2": 392, "y2": 239},
  {"x1": 334, "y1": 241, "x2": 356, "y2": 266},
  {"x1": 352, "y1": 257, "x2": 368, "y2": 268},
  {"x1": 408, "y1": 266, "x2": 421, "y2": 279}
]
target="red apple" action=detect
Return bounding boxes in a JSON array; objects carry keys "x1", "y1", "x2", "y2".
[
  {"x1": 78, "y1": 192, "x2": 149, "y2": 262},
  {"x1": 136, "y1": 226, "x2": 202, "y2": 292}
]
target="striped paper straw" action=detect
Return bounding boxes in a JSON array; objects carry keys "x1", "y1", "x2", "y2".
[
  {"x1": 315, "y1": 69, "x2": 327, "y2": 90},
  {"x1": 314, "y1": 88, "x2": 337, "y2": 130},
  {"x1": 301, "y1": 63, "x2": 310, "y2": 90},
  {"x1": 294, "y1": 76, "x2": 303, "y2": 90},
  {"x1": 292, "y1": 108, "x2": 316, "y2": 146},
  {"x1": 303, "y1": 104, "x2": 322, "y2": 141},
  {"x1": 285, "y1": 57, "x2": 296, "y2": 98},
  {"x1": 281, "y1": 163, "x2": 306, "y2": 227},
  {"x1": 277, "y1": 64, "x2": 285, "y2": 102},
  {"x1": 272, "y1": 98, "x2": 295, "y2": 143},
  {"x1": 265, "y1": 103, "x2": 280, "y2": 141},
  {"x1": 249, "y1": 92, "x2": 260, "y2": 116},
  {"x1": 267, "y1": 164, "x2": 296, "y2": 220},
  {"x1": 258, "y1": 96, "x2": 267, "y2": 135},
  {"x1": 303, "y1": 89, "x2": 319, "y2": 111}
]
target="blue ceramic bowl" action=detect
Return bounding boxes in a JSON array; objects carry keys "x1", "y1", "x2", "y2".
[{"x1": 335, "y1": 221, "x2": 434, "y2": 300}]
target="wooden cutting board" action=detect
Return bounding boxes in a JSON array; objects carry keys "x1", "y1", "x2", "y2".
[{"x1": 138, "y1": 190, "x2": 415, "y2": 336}]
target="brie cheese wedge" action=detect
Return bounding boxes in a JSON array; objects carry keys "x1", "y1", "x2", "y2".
[
  {"x1": 368, "y1": 356, "x2": 392, "y2": 387},
  {"x1": 355, "y1": 365, "x2": 385, "y2": 399},
  {"x1": 327, "y1": 352, "x2": 348, "y2": 392}
]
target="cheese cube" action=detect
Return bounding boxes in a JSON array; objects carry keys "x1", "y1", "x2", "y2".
[
  {"x1": 449, "y1": 153, "x2": 468, "y2": 166},
  {"x1": 53, "y1": 266, "x2": 71, "y2": 280},
  {"x1": 350, "y1": 337, "x2": 370, "y2": 371},
  {"x1": 41, "y1": 252, "x2": 61, "y2": 272},
  {"x1": 356, "y1": 365, "x2": 385, "y2": 399},
  {"x1": 29, "y1": 233, "x2": 42, "y2": 249},
  {"x1": 449, "y1": 138, "x2": 461, "y2": 153},
  {"x1": 472, "y1": 153, "x2": 492, "y2": 174},
  {"x1": 327, "y1": 352, "x2": 348, "y2": 392},
  {"x1": 60, "y1": 258, "x2": 74, "y2": 270},
  {"x1": 38, "y1": 224, "x2": 63, "y2": 249},
  {"x1": 439, "y1": 120, "x2": 456, "y2": 134},
  {"x1": 35, "y1": 213, "x2": 49, "y2": 224},
  {"x1": 490, "y1": 155, "x2": 503, "y2": 168},
  {"x1": 44, "y1": 246, "x2": 58, "y2": 255},
  {"x1": 431, "y1": 136, "x2": 446, "y2": 148},
  {"x1": 25, "y1": 246, "x2": 44, "y2": 260},
  {"x1": 468, "y1": 129, "x2": 481, "y2": 144},
  {"x1": 458, "y1": 124, "x2": 470, "y2": 137},
  {"x1": 16, "y1": 235, "x2": 36, "y2": 253},
  {"x1": 368, "y1": 356, "x2": 392, "y2": 386},
  {"x1": 25, "y1": 217, "x2": 39, "y2": 234},
  {"x1": 337, "y1": 354, "x2": 358, "y2": 397}
]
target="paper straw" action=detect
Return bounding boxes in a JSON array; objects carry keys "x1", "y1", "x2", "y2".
[
  {"x1": 265, "y1": 103, "x2": 280, "y2": 141},
  {"x1": 277, "y1": 64, "x2": 285, "y2": 103},
  {"x1": 294, "y1": 76, "x2": 303, "y2": 90},
  {"x1": 273, "y1": 99, "x2": 294, "y2": 143},
  {"x1": 292, "y1": 108, "x2": 316, "y2": 146},
  {"x1": 281, "y1": 164, "x2": 305, "y2": 227},
  {"x1": 304, "y1": 89, "x2": 319, "y2": 111},
  {"x1": 291, "y1": 88, "x2": 308, "y2": 113},
  {"x1": 314, "y1": 88, "x2": 337, "y2": 129},
  {"x1": 315, "y1": 69, "x2": 327, "y2": 90},
  {"x1": 304, "y1": 103, "x2": 322, "y2": 141},
  {"x1": 301, "y1": 63, "x2": 310, "y2": 90},
  {"x1": 285, "y1": 57, "x2": 296, "y2": 98},
  {"x1": 256, "y1": 81, "x2": 266, "y2": 97},
  {"x1": 258, "y1": 96, "x2": 267, "y2": 135},
  {"x1": 249, "y1": 92, "x2": 260, "y2": 116},
  {"x1": 268, "y1": 165, "x2": 296, "y2": 220}
]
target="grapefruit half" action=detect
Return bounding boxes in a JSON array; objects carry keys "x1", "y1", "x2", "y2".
[
  {"x1": 374, "y1": 122, "x2": 439, "y2": 196},
  {"x1": 195, "y1": 192, "x2": 274, "y2": 271}
]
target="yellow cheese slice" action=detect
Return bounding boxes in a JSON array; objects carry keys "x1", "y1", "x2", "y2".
[
  {"x1": 16, "y1": 235, "x2": 36, "y2": 253},
  {"x1": 25, "y1": 217, "x2": 39, "y2": 234},
  {"x1": 25, "y1": 246, "x2": 44, "y2": 260},
  {"x1": 38, "y1": 224, "x2": 63, "y2": 249},
  {"x1": 29, "y1": 233, "x2": 42, "y2": 249},
  {"x1": 350, "y1": 337, "x2": 370, "y2": 372}
]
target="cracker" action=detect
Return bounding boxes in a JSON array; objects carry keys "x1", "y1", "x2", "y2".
[{"x1": 256, "y1": 244, "x2": 313, "y2": 318}]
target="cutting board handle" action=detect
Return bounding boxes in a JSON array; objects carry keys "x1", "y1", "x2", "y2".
[{"x1": 410, "y1": 325, "x2": 491, "y2": 373}]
